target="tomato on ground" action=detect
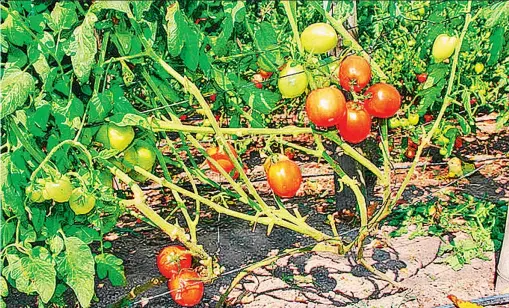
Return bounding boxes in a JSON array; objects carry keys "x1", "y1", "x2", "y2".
[
  {"x1": 338, "y1": 55, "x2": 372, "y2": 92},
  {"x1": 337, "y1": 102, "x2": 372, "y2": 144},
  {"x1": 363, "y1": 83, "x2": 401, "y2": 118},
  {"x1": 266, "y1": 158, "x2": 302, "y2": 198},
  {"x1": 168, "y1": 269, "x2": 204, "y2": 307},
  {"x1": 157, "y1": 245, "x2": 193, "y2": 279},
  {"x1": 305, "y1": 87, "x2": 347, "y2": 127}
]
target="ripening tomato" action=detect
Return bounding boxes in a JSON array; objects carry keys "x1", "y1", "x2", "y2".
[
  {"x1": 338, "y1": 55, "x2": 372, "y2": 92},
  {"x1": 168, "y1": 269, "x2": 204, "y2": 307},
  {"x1": 278, "y1": 61, "x2": 308, "y2": 98},
  {"x1": 424, "y1": 114, "x2": 433, "y2": 123},
  {"x1": 259, "y1": 69, "x2": 273, "y2": 79},
  {"x1": 206, "y1": 143, "x2": 238, "y2": 174},
  {"x1": 363, "y1": 83, "x2": 401, "y2": 118},
  {"x1": 337, "y1": 102, "x2": 372, "y2": 144},
  {"x1": 157, "y1": 245, "x2": 192, "y2": 279},
  {"x1": 69, "y1": 188, "x2": 96, "y2": 215},
  {"x1": 266, "y1": 159, "x2": 302, "y2": 198},
  {"x1": 389, "y1": 118, "x2": 401, "y2": 129},
  {"x1": 44, "y1": 176, "x2": 73, "y2": 203},
  {"x1": 96, "y1": 123, "x2": 135, "y2": 152},
  {"x1": 416, "y1": 73, "x2": 428, "y2": 83},
  {"x1": 252, "y1": 73, "x2": 264, "y2": 89},
  {"x1": 300, "y1": 23, "x2": 338, "y2": 54},
  {"x1": 432, "y1": 34, "x2": 458, "y2": 62},
  {"x1": 305, "y1": 87, "x2": 346, "y2": 127},
  {"x1": 454, "y1": 136, "x2": 463, "y2": 149},
  {"x1": 208, "y1": 93, "x2": 217, "y2": 102},
  {"x1": 405, "y1": 147, "x2": 416, "y2": 160}
]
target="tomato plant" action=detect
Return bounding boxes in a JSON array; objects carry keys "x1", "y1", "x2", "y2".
[
  {"x1": 363, "y1": 83, "x2": 402, "y2": 118},
  {"x1": 301, "y1": 23, "x2": 338, "y2": 54},
  {"x1": 337, "y1": 102, "x2": 372, "y2": 144},
  {"x1": 266, "y1": 158, "x2": 302, "y2": 198},
  {"x1": 168, "y1": 269, "x2": 204, "y2": 307},
  {"x1": 157, "y1": 246, "x2": 193, "y2": 279},
  {"x1": 278, "y1": 61, "x2": 308, "y2": 98},
  {"x1": 338, "y1": 55, "x2": 372, "y2": 92},
  {"x1": 305, "y1": 87, "x2": 346, "y2": 127}
]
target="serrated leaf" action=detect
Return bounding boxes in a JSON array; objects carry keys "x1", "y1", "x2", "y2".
[
  {"x1": 241, "y1": 88, "x2": 280, "y2": 114},
  {"x1": 0, "y1": 67, "x2": 35, "y2": 119},
  {"x1": 483, "y1": 2, "x2": 509, "y2": 27},
  {"x1": 132, "y1": 1, "x2": 153, "y2": 20},
  {"x1": 488, "y1": 27, "x2": 505, "y2": 66},
  {"x1": 93, "y1": 1, "x2": 133, "y2": 18},
  {"x1": 165, "y1": 3, "x2": 183, "y2": 57},
  {"x1": 109, "y1": 113, "x2": 149, "y2": 128},
  {"x1": 57, "y1": 237, "x2": 95, "y2": 308},
  {"x1": 95, "y1": 253, "x2": 126, "y2": 286},
  {"x1": 68, "y1": 13, "x2": 98, "y2": 83},
  {"x1": 0, "y1": 276, "x2": 8, "y2": 297},
  {"x1": 46, "y1": 2, "x2": 78, "y2": 32}
]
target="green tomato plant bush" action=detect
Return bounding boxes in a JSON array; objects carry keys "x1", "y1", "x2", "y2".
[{"x1": 0, "y1": 0, "x2": 507, "y2": 306}]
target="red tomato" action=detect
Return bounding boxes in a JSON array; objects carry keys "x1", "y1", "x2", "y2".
[
  {"x1": 208, "y1": 93, "x2": 217, "y2": 102},
  {"x1": 454, "y1": 137, "x2": 463, "y2": 149},
  {"x1": 180, "y1": 115, "x2": 188, "y2": 121},
  {"x1": 252, "y1": 74, "x2": 263, "y2": 89},
  {"x1": 416, "y1": 73, "x2": 428, "y2": 83},
  {"x1": 338, "y1": 55, "x2": 372, "y2": 92},
  {"x1": 156, "y1": 246, "x2": 192, "y2": 279},
  {"x1": 405, "y1": 147, "x2": 416, "y2": 160},
  {"x1": 363, "y1": 83, "x2": 401, "y2": 118},
  {"x1": 206, "y1": 144, "x2": 238, "y2": 174},
  {"x1": 284, "y1": 148, "x2": 295, "y2": 160},
  {"x1": 305, "y1": 87, "x2": 347, "y2": 127},
  {"x1": 168, "y1": 269, "x2": 204, "y2": 307},
  {"x1": 259, "y1": 69, "x2": 273, "y2": 79},
  {"x1": 337, "y1": 102, "x2": 372, "y2": 144},
  {"x1": 470, "y1": 98, "x2": 477, "y2": 105},
  {"x1": 266, "y1": 159, "x2": 302, "y2": 198},
  {"x1": 424, "y1": 114, "x2": 433, "y2": 123}
]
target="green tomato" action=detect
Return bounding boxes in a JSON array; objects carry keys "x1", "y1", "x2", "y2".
[
  {"x1": 45, "y1": 176, "x2": 73, "y2": 203},
  {"x1": 26, "y1": 184, "x2": 46, "y2": 203},
  {"x1": 389, "y1": 118, "x2": 401, "y2": 129},
  {"x1": 300, "y1": 23, "x2": 338, "y2": 54},
  {"x1": 432, "y1": 34, "x2": 458, "y2": 62},
  {"x1": 278, "y1": 61, "x2": 308, "y2": 98},
  {"x1": 474, "y1": 63, "x2": 484, "y2": 74},
  {"x1": 69, "y1": 188, "x2": 96, "y2": 215},
  {"x1": 96, "y1": 123, "x2": 135, "y2": 152},
  {"x1": 123, "y1": 140, "x2": 157, "y2": 182},
  {"x1": 98, "y1": 171, "x2": 113, "y2": 188},
  {"x1": 408, "y1": 113, "x2": 419, "y2": 126},
  {"x1": 439, "y1": 148, "x2": 448, "y2": 156}
]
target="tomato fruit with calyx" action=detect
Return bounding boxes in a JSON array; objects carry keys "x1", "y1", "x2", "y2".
[
  {"x1": 416, "y1": 73, "x2": 427, "y2": 83},
  {"x1": 206, "y1": 143, "x2": 238, "y2": 174},
  {"x1": 278, "y1": 61, "x2": 308, "y2": 98},
  {"x1": 337, "y1": 102, "x2": 372, "y2": 144},
  {"x1": 168, "y1": 269, "x2": 204, "y2": 307},
  {"x1": 266, "y1": 158, "x2": 302, "y2": 198},
  {"x1": 44, "y1": 176, "x2": 73, "y2": 203},
  {"x1": 26, "y1": 181, "x2": 47, "y2": 203},
  {"x1": 363, "y1": 83, "x2": 401, "y2": 118},
  {"x1": 96, "y1": 123, "x2": 135, "y2": 152},
  {"x1": 305, "y1": 87, "x2": 346, "y2": 127},
  {"x1": 157, "y1": 245, "x2": 192, "y2": 279},
  {"x1": 69, "y1": 188, "x2": 96, "y2": 215},
  {"x1": 301, "y1": 23, "x2": 338, "y2": 54},
  {"x1": 338, "y1": 55, "x2": 372, "y2": 92},
  {"x1": 432, "y1": 34, "x2": 458, "y2": 62},
  {"x1": 123, "y1": 140, "x2": 157, "y2": 172}
]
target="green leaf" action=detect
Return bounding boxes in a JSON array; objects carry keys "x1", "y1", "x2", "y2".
[
  {"x1": 165, "y1": 3, "x2": 184, "y2": 57},
  {"x1": 68, "y1": 12, "x2": 98, "y2": 83},
  {"x1": 6, "y1": 46, "x2": 27, "y2": 68},
  {"x1": 46, "y1": 2, "x2": 78, "y2": 32},
  {"x1": 63, "y1": 225, "x2": 100, "y2": 244},
  {"x1": 487, "y1": 27, "x2": 505, "y2": 66},
  {"x1": 132, "y1": 1, "x2": 153, "y2": 20},
  {"x1": 48, "y1": 235, "x2": 64, "y2": 256},
  {"x1": 483, "y1": 2, "x2": 509, "y2": 27},
  {"x1": 95, "y1": 253, "x2": 126, "y2": 287},
  {"x1": 93, "y1": 1, "x2": 133, "y2": 17},
  {"x1": 1, "y1": 220, "x2": 15, "y2": 247},
  {"x1": 89, "y1": 92, "x2": 113, "y2": 123},
  {"x1": 241, "y1": 87, "x2": 280, "y2": 114},
  {"x1": 454, "y1": 113, "x2": 471, "y2": 135},
  {"x1": 57, "y1": 237, "x2": 95, "y2": 308},
  {"x1": 0, "y1": 67, "x2": 36, "y2": 120},
  {"x1": 0, "y1": 13, "x2": 31, "y2": 47},
  {"x1": 30, "y1": 207, "x2": 45, "y2": 233},
  {"x1": 180, "y1": 22, "x2": 200, "y2": 71},
  {"x1": 0, "y1": 276, "x2": 8, "y2": 297}
]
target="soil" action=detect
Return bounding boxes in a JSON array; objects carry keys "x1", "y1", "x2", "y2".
[{"x1": 5, "y1": 114, "x2": 509, "y2": 308}]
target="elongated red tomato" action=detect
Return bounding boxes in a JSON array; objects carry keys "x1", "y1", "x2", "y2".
[
  {"x1": 338, "y1": 55, "x2": 372, "y2": 92},
  {"x1": 337, "y1": 102, "x2": 372, "y2": 144},
  {"x1": 305, "y1": 87, "x2": 346, "y2": 127},
  {"x1": 266, "y1": 159, "x2": 302, "y2": 198},
  {"x1": 363, "y1": 83, "x2": 401, "y2": 118},
  {"x1": 168, "y1": 269, "x2": 204, "y2": 307},
  {"x1": 156, "y1": 246, "x2": 192, "y2": 279}
]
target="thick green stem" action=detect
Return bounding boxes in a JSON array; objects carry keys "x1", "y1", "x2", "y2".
[{"x1": 282, "y1": 1, "x2": 303, "y2": 54}]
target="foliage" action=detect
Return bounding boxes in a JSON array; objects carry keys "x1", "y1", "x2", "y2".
[{"x1": 389, "y1": 193, "x2": 507, "y2": 270}]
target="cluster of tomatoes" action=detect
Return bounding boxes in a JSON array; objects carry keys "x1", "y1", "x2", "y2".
[
  {"x1": 206, "y1": 144, "x2": 303, "y2": 198},
  {"x1": 156, "y1": 245, "x2": 203, "y2": 307},
  {"x1": 277, "y1": 23, "x2": 402, "y2": 144}
]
